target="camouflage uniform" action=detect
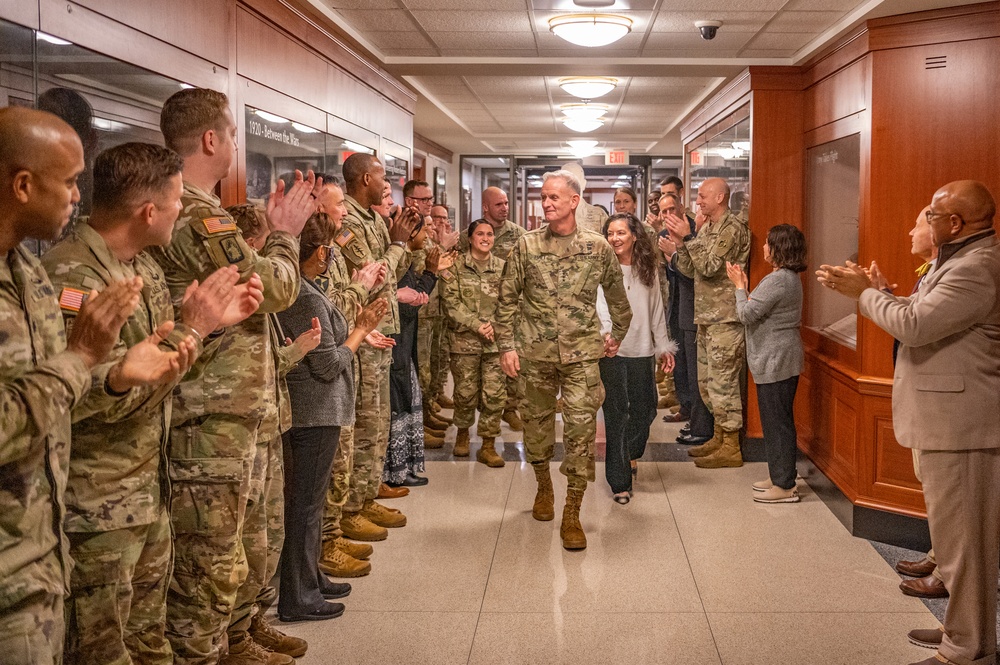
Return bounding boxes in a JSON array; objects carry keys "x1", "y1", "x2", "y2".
[
  {"x1": 575, "y1": 201, "x2": 609, "y2": 235},
  {"x1": 148, "y1": 182, "x2": 299, "y2": 664},
  {"x1": 459, "y1": 220, "x2": 527, "y2": 412},
  {"x1": 674, "y1": 209, "x2": 751, "y2": 431},
  {"x1": 42, "y1": 222, "x2": 205, "y2": 665},
  {"x1": 0, "y1": 245, "x2": 92, "y2": 664},
  {"x1": 413, "y1": 238, "x2": 445, "y2": 404},
  {"x1": 442, "y1": 251, "x2": 507, "y2": 437},
  {"x1": 496, "y1": 227, "x2": 631, "y2": 488},
  {"x1": 339, "y1": 195, "x2": 408, "y2": 511}
]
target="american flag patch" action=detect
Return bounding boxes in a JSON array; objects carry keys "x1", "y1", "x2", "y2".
[
  {"x1": 58, "y1": 287, "x2": 89, "y2": 313},
  {"x1": 202, "y1": 217, "x2": 237, "y2": 234},
  {"x1": 335, "y1": 228, "x2": 355, "y2": 247}
]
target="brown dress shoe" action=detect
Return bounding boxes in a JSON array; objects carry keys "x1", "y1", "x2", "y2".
[
  {"x1": 900, "y1": 574, "x2": 949, "y2": 598},
  {"x1": 896, "y1": 555, "x2": 936, "y2": 577},
  {"x1": 907, "y1": 627, "x2": 944, "y2": 649},
  {"x1": 661, "y1": 409, "x2": 689, "y2": 423},
  {"x1": 378, "y1": 482, "x2": 409, "y2": 499}
]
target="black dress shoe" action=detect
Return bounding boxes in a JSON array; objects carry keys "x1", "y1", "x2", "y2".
[
  {"x1": 676, "y1": 433, "x2": 712, "y2": 445},
  {"x1": 279, "y1": 601, "x2": 345, "y2": 622},
  {"x1": 319, "y1": 579, "x2": 352, "y2": 599},
  {"x1": 679, "y1": 423, "x2": 692, "y2": 437},
  {"x1": 401, "y1": 472, "x2": 429, "y2": 487}
]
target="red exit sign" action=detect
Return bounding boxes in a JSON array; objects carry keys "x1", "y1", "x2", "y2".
[{"x1": 605, "y1": 150, "x2": 629, "y2": 165}]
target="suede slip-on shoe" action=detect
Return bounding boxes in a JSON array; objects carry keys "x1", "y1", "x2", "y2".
[{"x1": 907, "y1": 627, "x2": 944, "y2": 649}]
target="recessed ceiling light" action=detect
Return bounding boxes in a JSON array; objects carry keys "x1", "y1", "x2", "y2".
[
  {"x1": 291, "y1": 122, "x2": 318, "y2": 133},
  {"x1": 558, "y1": 77, "x2": 618, "y2": 99},
  {"x1": 560, "y1": 103, "x2": 609, "y2": 121},
  {"x1": 562, "y1": 117, "x2": 604, "y2": 133},
  {"x1": 254, "y1": 110, "x2": 288, "y2": 124},
  {"x1": 549, "y1": 14, "x2": 632, "y2": 48},
  {"x1": 36, "y1": 32, "x2": 71, "y2": 46}
]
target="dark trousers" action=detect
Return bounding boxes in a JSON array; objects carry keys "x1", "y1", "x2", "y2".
[
  {"x1": 599, "y1": 355, "x2": 657, "y2": 494},
  {"x1": 756, "y1": 376, "x2": 799, "y2": 490},
  {"x1": 279, "y1": 426, "x2": 340, "y2": 616},
  {"x1": 679, "y1": 327, "x2": 714, "y2": 438}
]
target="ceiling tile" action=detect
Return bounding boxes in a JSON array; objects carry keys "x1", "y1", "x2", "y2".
[
  {"x1": 784, "y1": 0, "x2": 865, "y2": 9},
  {"x1": 326, "y1": 0, "x2": 398, "y2": 8},
  {"x1": 654, "y1": 0, "x2": 786, "y2": 9},
  {"x1": 427, "y1": 31, "x2": 539, "y2": 50},
  {"x1": 766, "y1": 10, "x2": 846, "y2": 33},
  {"x1": 640, "y1": 49, "x2": 742, "y2": 57},
  {"x1": 651, "y1": 11, "x2": 774, "y2": 33},
  {"x1": 335, "y1": 9, "x2": 419, "y2": 32},
  {"x1": 412, "y1": 11, "x2": 533, "y2": 32},
  {"x1": 439, "y1": 48, "x2": 541, "y2": 57},
  {"x1": 744, "y1": 31, "x2": 814, "y2": 50},
  {"x1": 365, "y1": 31, "x2": 435, "y2": 49},
  {"x1": 404, "y1": 0, "x2": 528, "y2": 8},
  {"x1": 643, "y1": 30, "x2": 754, "y2": 50}
]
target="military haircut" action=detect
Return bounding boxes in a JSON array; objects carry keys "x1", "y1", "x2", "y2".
[
  {"x1": 226, "y1": 203, "x2": 268, "y2": 241},
  {"x1": 541, "y1": 169, "x2": 582, "y2": 196},
  {"x1": 765, "y1": 223, "x2": 808, "y2": 273},
  {"x1": 91, "y1": 142, "x2": 182, "y2": 216},
  {"x1": 314, "y1": 172, "x2": 342, "y2": 189},
  {"x1": 341, "y1": 152, "x2": 379, "y2": 189},
  {"x1": 403, "y1": 179, "x2": 429, "y2": 198},
  {"x1": 160, "y1": 87, "x2": 229, "y2": 157},
  {"x1": 299, "y1": 212, "x2": 337, "y2": 266},
  {"x1": 658, "y1": 192, "x2": 680, "y2": 207},
  {"x1": 0, "y1": 106, "x2": 77, "y2": 176},
  {"x1": 659, "y1": 175, "x2": 684, "y2": 191}
]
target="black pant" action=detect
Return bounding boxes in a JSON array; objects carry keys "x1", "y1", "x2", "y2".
[
  {"x1": 279, "y1": 426, "x2": 341, "y2": 616},
  {"x1": 756, "y1": 376, "x2": 799, "y2": 490},
  {"x1": 679, "y1": 327, "x2": 714, "y2": 438},
  {"x1": 599, "y1": 355, "x2": 657, "y2": 494}
]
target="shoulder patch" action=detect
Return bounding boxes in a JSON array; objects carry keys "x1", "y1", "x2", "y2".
[
  {"x1": 202, "y1": 217, "x2": 238, "y2": 235},
  {"x1": 439, "y1": 269, "x2": 454, "y2": 281},
  {"x1": 219, "y1": 236, "x2": 246, "y2": 264},
  {"x1": 58, "y1": 287, "x2": 89, "y2": 313},
  {"x1": 335, "y1": 228, "x2": 355, "y2": 248}
]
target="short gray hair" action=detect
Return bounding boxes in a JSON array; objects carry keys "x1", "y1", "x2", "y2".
[{"x1": 542, "y1": 169, "x2": 582, "y2": 195}]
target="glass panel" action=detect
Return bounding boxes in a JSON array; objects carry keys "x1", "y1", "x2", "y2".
[
  {"x1": 460, "y1": 156, "x2": 511, "y2": 232},
  {"x1": 382, "y1": 153, "x2": 408, "y2": 206},
  {"x1": 0, "y1": 20, "x2": 35, "y2": 109},
  {"x1": 245, "y1": 107, "x2": 327, "y2": 204},
  {"x1": 686, "y1": 108, "x2": 751, "y2": 222},
  {"x1": 805, "y1": 133, "x2": 861, "y2": 349}
]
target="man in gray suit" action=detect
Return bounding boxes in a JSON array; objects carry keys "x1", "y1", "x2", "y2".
[{"x1": 817, "y1": 180, "x2": 1000, "y2": 665}]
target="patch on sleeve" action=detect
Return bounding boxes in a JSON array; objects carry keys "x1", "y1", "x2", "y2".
[
  {"x1": 439, "y1": 269, "x2": 454, "y2": 281},
  {"x1": 58, "y1": 287, "x2": 89, "y2": 313},
  {"x1": 335, "y1": 228, "x2": 355, "y2": 248},
  {"x1": 202, "y1": 217, "x2": 238, "y2": 234},
  {"x1": 219, "y1": 237, "x2": 246, "y2": 264}
]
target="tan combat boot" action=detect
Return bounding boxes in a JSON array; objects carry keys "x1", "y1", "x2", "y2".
[
  {"x1": 436, "y1": 393, "x2": 455, "y2": 409},
  {"x1": 222, "y1": 633, "x2": 288, "y2": 665},
  {"x1": 501, "y1": 408, "x2": 524, "y2": 431},
  {"x1": 425, "y1": 409, "x2": 451, "y2": 430},
  {"x1": 249, "y1": 613, "x2": 308, "y2": 659},
  {"x1": 560, "y1": 488, "x2": 587, "y2": 550},
  {"x1": 453, "y1": 427, "x2": 471, "y2": 457},
  {"x1": 361, "y1": 499, "x2": 407, "y2": 528},
  {"x1": 334, "y1": 536, "x2": 373, "y2": 560},
  {"x1": 532, "y1": 464, "x2": 555, "y2": 521},
  {"x1": 694, "y1": 429, "x2": 744, "y2": 468},
  {"x1": 318, "y1": 539, "x2": 371, "y2": 577},
  {"x1": 687, "y1": 425, "x2": 723, "y2": 458},
  {"x1": 476, "y1": 437, "x2": 505, "y2": 468},
  {"x1": 424, "y1": 427, "x2": 445, "y2": 449},
  {"x1": 340, "y1": 511, "x2": 388, "y2": 541}
]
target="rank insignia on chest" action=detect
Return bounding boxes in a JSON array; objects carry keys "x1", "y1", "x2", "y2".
[
  {"x1": 335, "y1": 228, "x2": 355, "y2": 248},
  {"x1": 220, "y1": 237, "x2": 246, "y2": 264},
  {"x1": 202, "y1": 217, "x2": 238, "y2": 234},
  {"x1": 58, "y1": 287, "x2": 89, "y2": 313}
]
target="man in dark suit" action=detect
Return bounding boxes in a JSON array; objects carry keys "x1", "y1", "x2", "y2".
[
  {"x1": 817, "y1": 180, "x2": 1000, "y2": 665},
  {"x1": 658, "y1": 192, "x2": 714, "y2": 445}
]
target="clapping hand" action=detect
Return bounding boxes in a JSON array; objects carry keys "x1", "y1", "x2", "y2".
[
  {"x1": 180, "y1": 265, "x2": 240, "y2": 336},
  {"x1": 658, "y1": 234, "x2": 676, "y2": 257},
  {"x1": 726, "y1": 262, "x2": 748, "y2": 290},
  {"x1": 661, "y1": 212, "x2": 689, "y2": 245},
  {"x1": 107, "y1": 320, "x2": 197, "y2": 393},
  {"x1": 864, "y1": 260, "x2": 897, "y2": 293},
  {"x1": 289, "y1": 317, "x2": 322, "y2": 355},
  {"x1": 267, "y1": 170, "x2": 322, "y2": 237},
  {"x1": 356, "y1": 298, "x2": 390, "y2": 336},
  {"x1": 426, "y1": 247, "x2": 457, "y2": 274},
  {"x1": 67, "y1": 277, "x2": 143, "y2": 369},
  {"x1": 397, "y1": 287, "x2": 429, "y2": 306},
  {"x1": 353, "y1": 262, "x2": 386, "y2": 292},
  {"x1": 388, "y1": 206, "x2": 421, "y2": 244},
  {"x1": 815, "y1": 260, "x2": 872, "y2": 300},
  {"x1": 217, "y1": 273, "x2": 265, "y2": 327},
  {"x1": 438, "y1": 228, "x2": 460, "y2": 251}
]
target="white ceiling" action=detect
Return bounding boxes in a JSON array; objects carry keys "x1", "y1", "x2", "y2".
[{"x1": 306, "y1": 0, "x2": 981, "y2": 156}]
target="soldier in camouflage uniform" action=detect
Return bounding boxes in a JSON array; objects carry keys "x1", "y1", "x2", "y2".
[
  {"x1": 496, "y1": 170, "x2": 631, "y2": 551},
  {"x1": 416, "y1": 209, "x2": 453, "y2": 448},
  {"x1": 337, "y1": 154, "x2": 419, "y2": 542},
  {"x1": 149, "y1": 88, "x2": 318, "y2": 665},
  {"x1": 561, "y1": 162, "x2": 609, "y2": 235},
  {"x1": 458, "y1": 188, "x2": 527, "y2": 430},
  {"x1": 443, "y1": 219, "x2": 507, "y2": 467},
  {"x1": 0, "y1": 108, "x2": 170, "y2": 665},
  {"x1": 664, "y1": 177, "x2": 751, "y2": 468},
  {"x1": 43, "y1": 143, "x2": 248, "y2": 665}
]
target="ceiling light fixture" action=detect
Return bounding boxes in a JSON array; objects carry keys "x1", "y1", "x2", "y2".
[
  {"x1": 559, "y1": 103, "x2": 609, "y2": 121},
  {"x1": 36, "y1": 32, "x2": 71, "y2": 46},
  {"x1": 254, "y1": 110, "x2": 289, "y2": 124},
  {"x1": 562, "y1": 117, "x2": 604, "y2": 133},
  {"x1": 566, "y1": 139, "x2": 599, "y2": 158},
  {"x1": 291, "y1": 122, "x2": 318, "y2": 133},
  {"x1": 549, "y1": 14, "x2": 632, "y2": 48},
  {"x1": 558, "y1": 76, "x2": 618, "y2": 99}
]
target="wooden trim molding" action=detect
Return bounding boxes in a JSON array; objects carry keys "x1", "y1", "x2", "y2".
[{"x1": 414, "y1": 133, "x2": 453, "y2": 163}]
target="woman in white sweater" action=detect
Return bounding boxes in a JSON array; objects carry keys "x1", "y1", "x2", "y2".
[{"x1": 598, "y1": 213, "x2": 677, "y2": 504}]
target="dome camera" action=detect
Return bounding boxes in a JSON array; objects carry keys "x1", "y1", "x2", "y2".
[{"x1": 695, "y1": 20, "x2": 722, "y2": 41}]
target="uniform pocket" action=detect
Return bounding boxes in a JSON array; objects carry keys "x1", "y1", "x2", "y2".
[
  {"x1": 914, "y1": 374, "x2": 964, "y2": 393},
  {"x1": 167, "y1": 457, "x2": 245, "y2": 537}
]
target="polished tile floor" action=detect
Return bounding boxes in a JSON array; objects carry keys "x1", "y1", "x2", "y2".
[{"x1": 268, "y1": 413, "x2": 940, "y2": 664}]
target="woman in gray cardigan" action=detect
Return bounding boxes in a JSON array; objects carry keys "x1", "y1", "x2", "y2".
[
  {"x1": 726, "y1": 224, "x2": 807, "y2": 504},
  {"x1": 276, "y1": 213, "x2": 388, "y2": 621}
]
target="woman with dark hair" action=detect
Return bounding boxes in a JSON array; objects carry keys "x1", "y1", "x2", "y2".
[
  {"x1": 613, "y1": 187, "x2": 638, "y2": 216},
  {"x1": 726, "y1": 223, "x2": 807, "y2": 504},
  {"x1": 442, "y1": 219, "x2": 507, "y2": 467},
  {"x1": 598, "y1": 213, "x2": 676, "y2": 504},
  {"x1": 276, "y1": 212, "x2": 389, "y2": 621}
]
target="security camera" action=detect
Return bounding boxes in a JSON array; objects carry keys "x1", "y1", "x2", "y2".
[{"x1": 695, "y1": 20, "x2": 722, "y2": 41}]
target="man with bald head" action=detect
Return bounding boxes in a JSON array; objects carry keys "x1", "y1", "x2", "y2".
[
  {"x1": 818, "y1": 181, "x2": 1000, "y2": 665},
  {"x1": 0, "y1": 107, "x2": 174, "y2": 663},
  {"x1": 664, "y1": 177, "x2": 751, "y2": 468},
  {"x1": 459, "y1": 187, "x2": 527, "y2": 428}
]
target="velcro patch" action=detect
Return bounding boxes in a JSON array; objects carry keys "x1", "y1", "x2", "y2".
[
  {"x1": 439, "y1": 269, "x2": 454, "y2": 281},
  {"x1": 202, "y1": 217, "x2": 237, "y2": 234},
  {"x1": 335, "y1": 228, "x2": 355, "y2": 248},
  {"x1": 58, "y1": 287, "x2": 89, "y2": 313}
]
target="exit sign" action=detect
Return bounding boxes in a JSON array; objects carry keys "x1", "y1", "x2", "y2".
[{"x1": 605, "y1": 150, "x2": 629, "y2": 165}]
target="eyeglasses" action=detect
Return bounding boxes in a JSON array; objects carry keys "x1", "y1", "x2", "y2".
[
  {"x1": 925, "y1": 209, "x2": 958, "y2": 223},
  {"x1": 408, "y1": 196, "x2": 434, "y2": 203}
]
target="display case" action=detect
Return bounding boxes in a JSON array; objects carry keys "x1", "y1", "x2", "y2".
[{"x1": 685, "y1": 105, "x2": 751, "y2": 221}]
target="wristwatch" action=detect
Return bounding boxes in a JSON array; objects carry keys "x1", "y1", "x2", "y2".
[{"x1": 391, "y1": 240, "x2": 406, "y2": 248}]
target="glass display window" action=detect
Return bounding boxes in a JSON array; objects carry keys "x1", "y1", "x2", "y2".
[
  {"x1": 383, "y1": 152, "x2": 409, "y2": 206},
  {"x1": 685, "y1": 105, "x2": 750, "y2": 221},
  {"x1": 245, "y1": 107, "x2": 328, "y2": 204}
]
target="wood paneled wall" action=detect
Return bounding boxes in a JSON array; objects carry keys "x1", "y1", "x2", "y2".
[{"x1": 682, "y1": 1, "x2": 1000, "y2": 519}]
